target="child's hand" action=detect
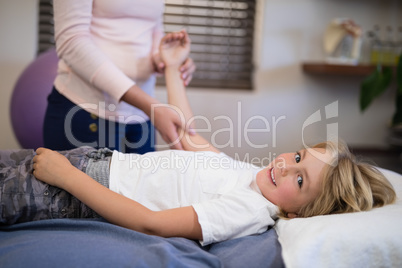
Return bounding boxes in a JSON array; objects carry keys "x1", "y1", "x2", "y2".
[
  {"x1": 160, "y1": 30, "x2": 191, "y2": 68},
  {"x1": 33, "y1": 148, "x2": 76, "y2": 189}
]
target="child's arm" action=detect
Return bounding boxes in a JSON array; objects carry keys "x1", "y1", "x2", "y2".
[
  {"x1": 160, "y1": 31, "x2": 220, "y2": 153},
  {"x1": 33, "y1": 148, "x2": 202, "y2": 239}
]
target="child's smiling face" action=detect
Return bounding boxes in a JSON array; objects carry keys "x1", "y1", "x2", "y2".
[{"x1": 256, "y1": 148, "x2": 333, "y2": 218}]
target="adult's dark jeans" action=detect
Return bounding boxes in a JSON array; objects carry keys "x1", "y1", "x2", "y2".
[{"x1": 43, "y1": 87, "x2": 155, "y2": 154}]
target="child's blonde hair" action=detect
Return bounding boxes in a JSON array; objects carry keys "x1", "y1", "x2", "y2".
[{"x1": 280, "y1": 140, "x2": 396, "y2": 218}]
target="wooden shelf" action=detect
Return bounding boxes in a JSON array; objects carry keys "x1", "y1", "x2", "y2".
[
  {"x1": 302, "y1": 62, "x2": 377, "y2": 76},
  {"x1": 350, "y1": 147, "x2": 402, "y2": 174}
]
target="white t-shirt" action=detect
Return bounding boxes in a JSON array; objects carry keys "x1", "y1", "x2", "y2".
[{"x1": 109, "y1": 150, "x2": 278, "y2": 245}]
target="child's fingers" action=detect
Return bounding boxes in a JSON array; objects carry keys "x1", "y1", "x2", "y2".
[
  {"x1": 161, "y1": 30, "x2": 188, "y2": 47},
  {"x1": 180, "y1": 29, "x2": 190, "y2": 44},
  {"x1": 33, "y1": 148, "x2": 47, "y2": 165},
  {"x1": 174, "y1": 31, "x2": 184, "y2": 38},
  {"x1": 167, "y1": 31, "x2": 184, "y2": 41},
  {"x1": 35, "y1": 147, "x2": 47, "y2": 155},
  {"x1": 161, "y1": 33, "x2": 172, "y2": 43}
]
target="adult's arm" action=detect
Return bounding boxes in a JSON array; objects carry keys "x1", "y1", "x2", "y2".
[{"x1": 53, "y1": 0, "x2": 133, "y2": 101}]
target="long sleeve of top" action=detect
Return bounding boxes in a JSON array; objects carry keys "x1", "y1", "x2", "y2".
[{"x1": 52, "y1": 0, "x2": 164, "y2": 122}]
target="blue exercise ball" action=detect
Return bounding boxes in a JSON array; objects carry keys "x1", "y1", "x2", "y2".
[{"x1": 10, "y1": 48, "x2": 58, "y2": 149}]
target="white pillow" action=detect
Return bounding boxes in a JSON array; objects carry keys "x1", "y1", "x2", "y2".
[{"x1": 275, "y1": 168, "x2": 402, "y2": 268}]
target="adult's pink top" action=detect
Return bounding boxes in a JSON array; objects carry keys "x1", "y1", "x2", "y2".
[{"x1": 53, "y1": 0, "x2": 164, "y2": 123}]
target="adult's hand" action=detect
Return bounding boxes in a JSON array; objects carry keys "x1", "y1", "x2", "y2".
[
  {"x1": 179, "y1": 57, "x2": 196, "y2": 86},
  {"x1": 152, "y1": 104, "x2": 186, "y2": 150},
  {"x1": 121, "y1": 85, "x2": 191, "y2": 150},
  {"x1": 153, "y1": 54, "x2": 196, "y2": 86}
]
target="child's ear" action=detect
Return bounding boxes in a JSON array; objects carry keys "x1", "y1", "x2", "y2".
[{"x1": 287, "y1": 212, "x2": 298, "y2": 219}]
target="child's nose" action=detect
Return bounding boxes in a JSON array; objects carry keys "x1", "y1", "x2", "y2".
[
  {"x1": 280, "y1": 163, "x2": 295, "y2": 177},
  {"x1": 280, "y1": 166, "x2": 288, "y2": 176}
]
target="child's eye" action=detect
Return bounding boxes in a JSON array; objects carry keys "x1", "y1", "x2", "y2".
[
  {"x1": 297, "y1": 175, "x2": 303, "y2": 188},
  {"x1": 295, "y1": 152, "x2": 301, "y2": 163}
]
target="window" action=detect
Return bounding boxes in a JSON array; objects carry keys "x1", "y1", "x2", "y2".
[
  {"x1": 38, "y1": 0, "x2": 256, "y2": 89},
  {"x1": 38, "y1": 0, "x2": 54, "y2": 54}
]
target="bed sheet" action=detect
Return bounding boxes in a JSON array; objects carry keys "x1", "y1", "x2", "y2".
[{"x1": 0, "y1": 218, "x2": 283, "y2": 268}]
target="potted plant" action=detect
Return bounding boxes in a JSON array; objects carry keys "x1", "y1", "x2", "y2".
[{"x1": 360, "y1": 52, "x2": 402, "y2": 146}]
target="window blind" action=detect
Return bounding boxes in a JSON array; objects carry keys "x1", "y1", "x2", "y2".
[
  {"x1": 37, "y1": 0, "x2": 256, "y2": 89},
  {"x1": 38, "y1": 0, "x2": 55, "y2": 54}
]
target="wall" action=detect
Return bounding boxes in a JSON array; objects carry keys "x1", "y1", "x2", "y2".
[
  {"x1": 1, "y1": 0, "x2": 401, "y2": 162},
  {"x1": 0, "y1": 0, "x2": 37, "y2": 149},
  {"x1": 158, "y1": 0, "x2": 402, "y2": 161}
]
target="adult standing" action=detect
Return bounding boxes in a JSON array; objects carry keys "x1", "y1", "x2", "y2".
[{"x1": 43, "y1": 0, "x2": 195, "y2": 153}]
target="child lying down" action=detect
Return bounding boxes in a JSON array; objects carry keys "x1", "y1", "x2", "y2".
[{"x1": 0, "y1": 31, "x2": 396, "y2": 246}]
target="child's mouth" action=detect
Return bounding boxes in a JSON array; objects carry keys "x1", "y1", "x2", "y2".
[{"x1": 270, "y1": 168, "x2": 276, "y2": 186}]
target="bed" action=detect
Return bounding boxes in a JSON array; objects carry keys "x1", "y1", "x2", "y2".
[
  {"x1": 0, "y1": 217, "x2": 283, "y2": 267},
  {"x1": 1, "y1": 167, "x2": 401, "y2": 267}
]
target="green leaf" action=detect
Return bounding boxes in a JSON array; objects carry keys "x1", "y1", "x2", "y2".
[{"x1": 360, "y1": 66, "x2": 393, "y2": 111}]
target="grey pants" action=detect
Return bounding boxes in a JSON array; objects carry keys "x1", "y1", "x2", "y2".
[{"x1": 0, "y1": 147, "x2": 112, "y2": 225}]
